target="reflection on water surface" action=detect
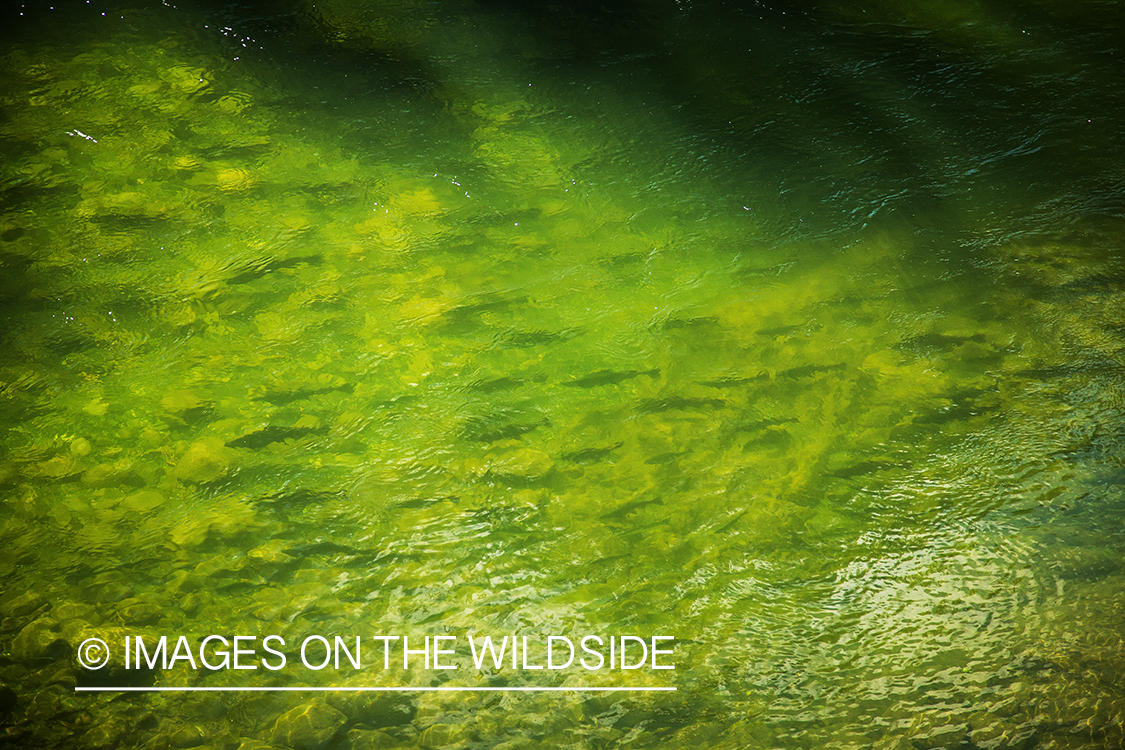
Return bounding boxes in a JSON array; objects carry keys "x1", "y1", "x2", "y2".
[{"x1": 1, "y1": 1, "x2": 1124, "y2": 748}]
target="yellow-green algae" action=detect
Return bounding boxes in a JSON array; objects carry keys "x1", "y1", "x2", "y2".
[{"x1": 1, "y1": 2, "x2": 1124, "y2": 749}]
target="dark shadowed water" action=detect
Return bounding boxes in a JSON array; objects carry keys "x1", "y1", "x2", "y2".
[{"x1": 2, "y1": 1, "x2": 1124, "y2": 748}]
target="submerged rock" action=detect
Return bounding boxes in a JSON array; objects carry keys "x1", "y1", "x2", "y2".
[
  {"x1": 271, "y1": 702, "x2": 347, "y2": 750},
  {"x1": 418, "y1": 722, "x2": 471, "y2": 749},
  {"x1": 160, "y1": 390, "x2": 211, "y2": 415},
  {"x1": 1, "y1": 591, "x2": 48, "y2": 623},
  {"x1": 168, "y1": 502, "x2": 258, "y2": 550},
  {"x1": 168, "y1": 725, "x2": 205, "y2": 748},
  {"x1": 343, "y1": 729, "x2": 399, "y2": 750},
  {"x1": 487, "y1": 448, "x2": 553, "y2": 480},
  {"x1": 12, "y1": 616, "x2": 67, "y2": 660},
  {"x1": 174, "y1": 438, "x2": 232, "y2": 484},
  {"x1": 216, "y1": 167, "x2": 257, "y2": 192},
  {"x1": 330, "y1": 691, "x2": 416, "y2": 729},
  {"x1": 121, "y1": 489, "x2": 164, "y2": 513}
]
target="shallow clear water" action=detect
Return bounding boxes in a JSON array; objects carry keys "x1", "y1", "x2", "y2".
[{"x1": 2, "y1": 1, "x2": 1124, "y2": 748}]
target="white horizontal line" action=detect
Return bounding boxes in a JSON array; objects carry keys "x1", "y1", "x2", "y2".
[{"x1": 76, "y1": 686, "x2": 676, "y2": 693}]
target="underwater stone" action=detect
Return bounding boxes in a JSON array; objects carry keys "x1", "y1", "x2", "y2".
[
  {"x1": 117, "y1": 599, "x2": 163, "y2": 626},
  {"x1": 1, "y1": 591, "x2": 48, "y2": 622},
  {"x1": 59, "y1": 617, "x2": 94, "y2": 643},
  {"x1": 330, "y1": 692, "x2": 416, "y2": 729},
  {"x1": 174, "y1": 438, "x2": 232, "y2": 484},
  {"x1": 234, "y1": 740, "x2": 280, "y2": 750},
  {"x1": 343, "y1": 728, "x2": 399, "y2": 750},
  {"x1": 83, "y1": 397, "x2": 109, "y2": 417},
  {"x1": 216, "y1": 167, "x2": 256, "y2": 192},
  {"x1": 172, "y1": 155, "x2": 202, "y2": 171},
  {"x1": 418, "y1": 722, "x2": 471, "y2": 749},
  {"x1": 34, "y1": 454, "x2": 81, "y2": 480},
  {"x1": 160, "y1": 390, "x2": 210, "y2": 415},
  {"x1": 246, "y1": 539, "x2": 295, "y2": 567},
  {"x1": 80, "y1": 720, "x2": 134, "y2": 750},
  {"x1": 168, "y1": 518, "x2": 215, "y2": 550},
  {"x1": 51, "y1": 601, "x2": 98, "y2": 626},
  {"x1": 270, "y1": 702, "x2": 347, "y2": 750},
  {"x1": 178, "y1": 592, "x2": 206, "y2": 616},
  {"x1": 121, "y1": 490, "x2": 165, "y2": 513},
  {"x1": 490, "y1": 740, "x2": 537, "y2": 750},
  {"x1": 12, "y1": 617, "x2": 67, "y2": 660},
  {"x1": 167, "y1": 570, "x2": 201, "y2": 594},
  {"x1": 82, "y1": 459, "x2": 142, "y2": 488},
  {"x1": 488, "y1": 448, "x2": 553, "y2": 480},
  {"x1": 162, "y1": 65, "x2": 210, "y2": 93},
  {"x1": 168, "y1": 725, "x2": 206, "y2": 748}
]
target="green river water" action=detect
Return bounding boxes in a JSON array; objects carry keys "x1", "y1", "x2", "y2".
[{"x1": 2, "y1": 1, "x2": 1124, "y2": 748}]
